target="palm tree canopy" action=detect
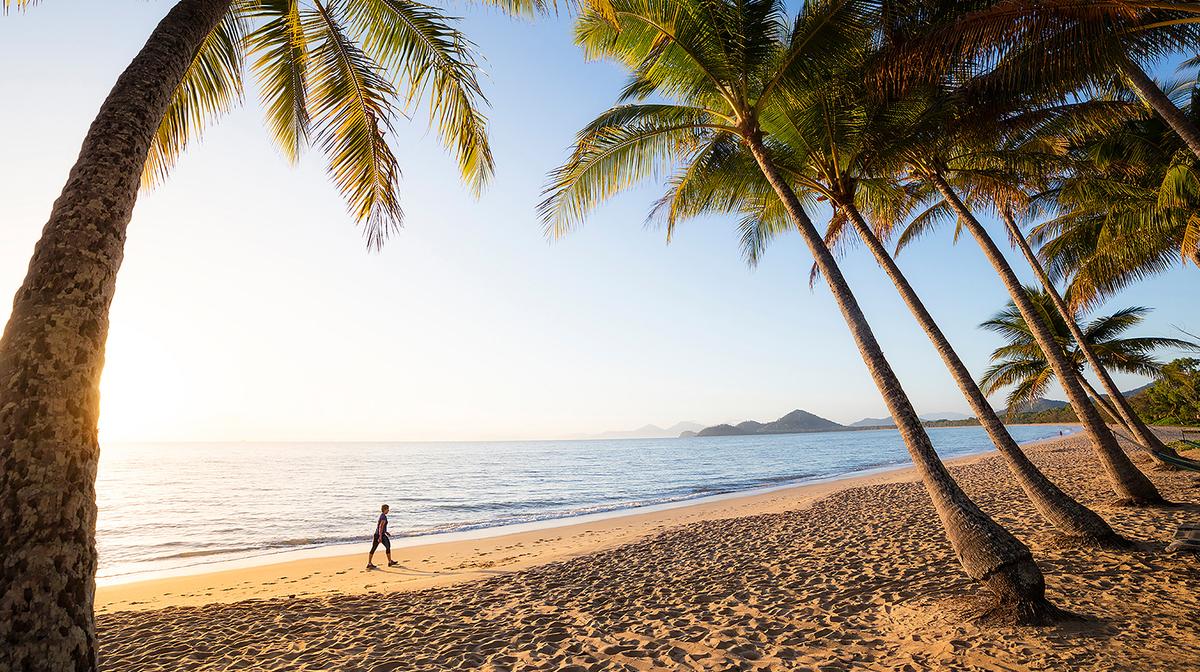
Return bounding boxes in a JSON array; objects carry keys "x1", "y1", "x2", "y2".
[
  {"x1": 878, "y1": 1, "x2": 1200, "y2": 101},
  {"x1": 978, "y1": 284, "x2": 1198, "y2": 410},
  {"x1": 538, "y1": 0, "x2": 879, "y2": 239},
  {"x1": 1030, "y1": 83, "x2": 1200, "y2": 308},
  {"x1": 68, "y1": 0, "x2": 544, "y2": 249}
]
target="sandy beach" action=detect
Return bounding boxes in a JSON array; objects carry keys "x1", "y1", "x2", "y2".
[{"x1": 95, "y1": 432, "x2": 1200, "y2": 670}]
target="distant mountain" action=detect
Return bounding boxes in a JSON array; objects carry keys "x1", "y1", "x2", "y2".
[
  {"x1": 692, "y1": 409, "x2": 844, "y2": 437},
  {"x1": 1003, "y1": 387, "x2": 1151, "y2": 423},
  {"x1": 760, "y1": 409, "x2": 844, "y2": 434},
  {"x1": 850, "y1": 417, "x2": 893, "y2": 428},
  {"x1": 585, "y1": 422, "x2": 706, "y2": 440},
  {"x1": 850, "y1": 411, "x2": 973, "y2": 428},
  {"x1": 695, "y1": 424, "x2": 746, "y2": 437}
]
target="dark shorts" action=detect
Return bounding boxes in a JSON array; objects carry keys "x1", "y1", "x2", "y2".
[{"x1": 370, "y1": 534, "x2": 390, "y2": 553}]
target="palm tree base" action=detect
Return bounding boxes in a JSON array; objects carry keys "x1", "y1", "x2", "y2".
[
  {"x1": 1111, "y1": 496, "x2": 1175, "y2": 507},
  {"x1": 973, "y1": 554, "x2": 1070, "y2": 626},
  {"x1": 1042, "y1": 531, "x2": 1135, "y2": 551},
  {"x1": 971, "y1": 595, "x2": 1076, "y2": 627}
]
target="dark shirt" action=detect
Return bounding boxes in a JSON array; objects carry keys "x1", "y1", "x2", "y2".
[{"x1": 375, "y1": 513, "x2": 388, "y2": 539}]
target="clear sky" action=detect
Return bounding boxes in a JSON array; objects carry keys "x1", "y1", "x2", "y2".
[{"x1": 1, "y1": 2, "x2": 1196, "y2": 442}]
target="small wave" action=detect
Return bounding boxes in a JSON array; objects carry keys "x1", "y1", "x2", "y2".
[{"x1": 144, "y1": 535, "x2": 363, "y2": 562}]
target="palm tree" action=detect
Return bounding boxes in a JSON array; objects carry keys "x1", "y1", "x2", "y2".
[
  {"x1": 935, "y1": 90, "x2": 1197, "y2": 467},
  {"x1": 882, "y1": 81, "x2": 1167, "y2": 504},
  {"x1": 0, "y1": 0, "x2": 522, "y2": 667},
  {"x1": 912, "y1": 169, "x2": 1165, "y2": 504},
  {"x1": 980, "y1": 288, "x2": 1197, "y2": 424},
  {"x1": 1004, "y1": 206, "x2": 1193, "y2": 466},
  {"x1": 542, "y1": 0, "x2": 1061, "y2": 623},
  {"x1": 654, "y1": 78, "x2": 1123, "y2": 545}
]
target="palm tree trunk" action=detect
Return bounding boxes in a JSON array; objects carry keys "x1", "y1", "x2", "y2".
[
  {"x1": 747, "y1": 136, "x2": 1058, "y2": 623},
  {"x1": 841, "y1": 203, "x2": 1123, "y2": 545},
  {"x1": 1000, "y1": 209, "x2": 1182, "y2": 468},
  {"x1": 1078, "y1": 375, "x2": 1143, "y2": 445},
  {"x1": 0, "y1": 1, "x2": 233, "y2": 669},
  {"x1": 1119, "y1": 59, "x2": 1200, "y2": 161},
  {"x1": 1080, "y1": 378, "x2": 1123, "y2": 426},
  {"x1": 928, "y1": 171, "x2": 1164, "y2": 505}
]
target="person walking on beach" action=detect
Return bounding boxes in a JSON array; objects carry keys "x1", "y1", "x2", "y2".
[{"x1": 367, "y1": 504, "x2": 398, "y2": 570}]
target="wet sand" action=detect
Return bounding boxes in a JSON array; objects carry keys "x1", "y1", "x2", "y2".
[{"x1": 96, "y1": 432, "x2": 1200, "y2": 670}]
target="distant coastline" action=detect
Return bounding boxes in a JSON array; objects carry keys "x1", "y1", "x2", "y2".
[{"x1": 680, "y1": 409, "x2": 982, "y2": 438}]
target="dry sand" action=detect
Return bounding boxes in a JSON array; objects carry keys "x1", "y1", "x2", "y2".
[{"x1": 96, "y1": 433, "x2": 1200, "y2": 670}]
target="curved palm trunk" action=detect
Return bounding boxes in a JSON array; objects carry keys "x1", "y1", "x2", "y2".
[
  {"x1": 1000, "y1": 209, "x2": 1182, "y2": 468},
  {"x1": 1078, "y1": 375, "x2": 1143, "y2": 444},
  {"x1": 747, "y1": 137, "x2": 1058, "y2": 623},
  {"x1": 928, "y1": 171, "x2": 1164, "y2": 505},
  {"x1": 1119, "y1": 59, "x2": 1200, "y2": 161},
  {"x1": 841, "y1": 204, "x2": 1123, "y2": 544},
  {"x1": 0, "y1": 1, "x2": 233, "y2": 669},
  {"x1": 1080, "y1": 378, "x2": 1124, "y2": 426}
]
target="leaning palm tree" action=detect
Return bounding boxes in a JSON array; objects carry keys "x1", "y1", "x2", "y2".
[
  {"x1": 656, "y1": 77, "x2": 1122, "y2": 545},
  {"x1": 0, "y1": 0, "x2": 527, "y2": 667},
  {"x1": 870, "y1": 3, "x2": 1170, "y2": 498},
  {"x1": 542, "y1": 0, "x2": 1062, "y2": 623},
  {"x1": 980, "y1": 288, "x2": 1197, "y2": 424},
  {"x1": 935, "y1": 90, "x2": 1197, "y2": 467},
  {"x1": 890, "y1": 85, "x2": 1166, "y2": 505}
]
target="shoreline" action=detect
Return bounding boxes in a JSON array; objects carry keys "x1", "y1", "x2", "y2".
[
  {"x1": 95, "y1": 424, "x2": 1079, "y2": 588},
  {"x1": 96, "y1": 430, "x2": 1075, "y2": 613},
  {"x1": 95, "y1": 428, "x2": 1200, "y2": 671}
]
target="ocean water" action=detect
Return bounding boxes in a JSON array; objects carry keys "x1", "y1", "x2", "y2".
[{"x1": 96, "y1": 424, "x2": 1075, "y2": 581}]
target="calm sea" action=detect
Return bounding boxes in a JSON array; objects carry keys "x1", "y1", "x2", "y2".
[{"x1": 96, "y1": 424, "x2": 1074, "y2": 581}]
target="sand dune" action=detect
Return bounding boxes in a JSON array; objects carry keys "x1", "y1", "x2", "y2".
[{"x1": 96, "y1": 433, "x2": 1200, "y2": 671}]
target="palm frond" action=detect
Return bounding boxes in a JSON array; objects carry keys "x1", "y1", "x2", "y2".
[
  {"x1": 248, "y1": 0, "x2": 313, "y2": 162},
  {"x1": 305, "y1": 0, "x2": 404, "y2": 248},
  {"x1": 345, "y1": 0, "x2": 494, "y2": 193},
  {"x1": 143, "y1": 7, "x2": 249, "y2": 188},
  {"x1": 2, "y1": 0, "x2": 38, "y2": 12},
  {"x1": 540, "y1": 104, "x2": 727, "y2": 238}
]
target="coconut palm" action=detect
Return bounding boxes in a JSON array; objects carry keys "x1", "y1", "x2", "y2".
[
  {"x1": 1003, "y1": 205, "x2": 1193, "y2": 465},
  {"x1": 886, "y1": 80, "x2": 1167, "y2": 504},
  {"x1": 928, "y1": 90, "x2": 1197, "y2": 467},
  {"x1": 0, "y1": 0, "x2": 528, "y2": 667},
  {"x1": 542, "y1": 0, "x2": 1062, "y2": 623},
  {"x1": 980, "y1": 288, "x2": 1198, "y2": 423},
  {"x1": 651, "y1": 76, "x2": 1123, "y2": 545}
]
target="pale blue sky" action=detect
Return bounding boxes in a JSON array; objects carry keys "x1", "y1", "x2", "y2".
[{"x1": 1, "y1": 2, "x2": 1196, "y2": 441}]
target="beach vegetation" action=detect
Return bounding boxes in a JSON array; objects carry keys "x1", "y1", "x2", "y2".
[{"x1": 1133, "y1": 358, "x2": 1200, "y2": 426}]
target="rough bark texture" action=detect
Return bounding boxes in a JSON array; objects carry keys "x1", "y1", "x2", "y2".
[
  {"x1": 746, "y1": 135, "x2": 1057, "y2": 622},
  {"x1": 0, "y1": 1, "x2": 233, "y2": 670},
  {"x1": 1120, "y1": 59, "x2": 1200, "y2": 161},
  {"x1": 841, "y1": 204, "x2": 1123, "y2": 546},
  {"x1": 1000, "y1": 210, "x2": 1182, "y2": 468},
  {"x1": 928, "y1": 173, "x2": 1164, "y2": 505}
]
